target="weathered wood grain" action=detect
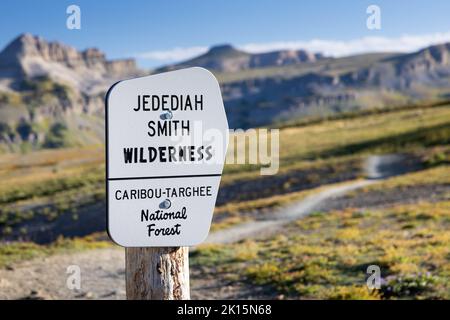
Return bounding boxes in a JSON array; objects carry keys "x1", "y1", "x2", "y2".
[{"x1": 125, "y1": 247, "x2": 190, "y2": 300}]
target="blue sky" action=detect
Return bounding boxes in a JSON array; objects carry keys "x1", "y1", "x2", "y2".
[{"x1": 1, "y1": 0, "x2": 450, "y2": 68}]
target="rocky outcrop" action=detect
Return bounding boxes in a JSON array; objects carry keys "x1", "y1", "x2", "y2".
[
  {"x1": 0, "y1": 33, "x2": 141, "y2": 91},
  {"x1": 340, "y1": 43, "x2": 450, "y2": 89},
  {"x1": 249, "y1": 49, "x2": 321, "y2": 68},
  {"x1": 0, "y1": 34, "x2": 137, "y2": 75},
  {"x1": 221, "y1": 72, "x2": 354, "y2": 128},
  {"x1": 0, "y1": 34, "x2": 143, "y2": 151}
]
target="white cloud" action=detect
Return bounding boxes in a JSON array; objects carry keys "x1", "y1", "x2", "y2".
[
  {"x1": 136, "y1": 46, "x2": 208, "y2": 62},
  {"x1": 241, "y1": 31, "x2": 450, "y2": 56},
  {"x1": 136, "y1": 31, "x2": 450, "y2": 64}
]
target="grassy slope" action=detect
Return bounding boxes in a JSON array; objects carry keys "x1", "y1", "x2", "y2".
[
  {"x1": 193, "y1": 166, "x2": 450, "y2": 299},
  {"x1": 0, "y1": 104, "x2": 448, "y2": 276},
  {"x1": 225, "y1": 104, "x2": 450, "y2": 179},
  {"x1": 0, "y1": 146, "x2": 105, "y2": 234},
  {"x1": 0, "y1": 104, "x2": 447, "y2": 234},
  {"x1": 0, "y1": 233, "x2": 112, "y2": 269},
  {"x1": 195, "y1": 103, "x2": 450, "y2": 299},
  {"x1": 0, "y1": 105, "x2": 448, "y2": 229}
]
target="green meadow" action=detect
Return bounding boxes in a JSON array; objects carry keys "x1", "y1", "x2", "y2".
[{"x1": 0, "y1": 102, "x2": 449, "y2": 299}]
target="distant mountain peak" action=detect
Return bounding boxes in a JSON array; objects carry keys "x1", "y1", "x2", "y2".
[
  {"x1": 158, "y1": 44, "x2": 324, "y2": 73},
  {"x1": 209, "y1": 44, "x2": 234, "y2": 51},
  {"x1": 1, "y1": 33, "x2": 42, "y2": 58},
  {"x1": 10, "y1": 33, "x2": 39, "y2": 44},
  {"x1": 208, "y1": 44, "x2": 242, "y2": 55},
  {"x1": 11, "y1": 32, "x2": 35, "y2": 43}
]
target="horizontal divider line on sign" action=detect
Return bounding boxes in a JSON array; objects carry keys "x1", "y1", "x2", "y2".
[{"x1": 107, "y1": 173, "x2": 222, "y2": 181}]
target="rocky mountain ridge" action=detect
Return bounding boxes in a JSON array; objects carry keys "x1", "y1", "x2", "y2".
[
  {"x1": 0, "y1": 33, "x2": 140, "y2": 94},
  {"x1": 159, "y1": 44, "x2": 324, "y2": 73},
  {"x1": 1, "y1": 34, "x2": 450, "y2": 151},
  {"x1": 217, "y1": 42, "x2": 450, "y2": 127},
  {"x1": 0, "y1": 34, "x2": 142, "y2": 151}
]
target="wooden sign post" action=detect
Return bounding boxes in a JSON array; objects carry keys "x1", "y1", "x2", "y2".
[
  {"x1": 105, "y1": 67, "x2": 228, "y2": 300},
  {"x1": 126, "y1": 247, "x2": 190, "y2": 300}
]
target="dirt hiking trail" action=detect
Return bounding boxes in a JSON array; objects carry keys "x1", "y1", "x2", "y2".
[{"x1": 0, "y1": 155, "x2": 408, "y2": 299}]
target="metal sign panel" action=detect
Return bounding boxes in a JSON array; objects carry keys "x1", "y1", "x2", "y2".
[{"x1": 106, "y1": 67, "x2": 228, "y2": 247}]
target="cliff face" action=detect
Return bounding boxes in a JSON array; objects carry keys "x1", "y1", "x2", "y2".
[
  {"x1": 0, "y1": 34, "x2": 137, "y2": 73},
  {"x1": 339, "y1": 43, "x2": 450, "y2": 90},
  {"x1": 0, "y1": 34, "x2": 95, "y2": 67},
  {"x1": 216, "y1": 42, "x2": 450, "y2": 128},
  {"x1": 0, "y1": 34, "x2": 144, "y2": 151},
  {"x1": 249, "y1": 49, "x2": 321, "y2": 68},
  {"x1": 0, "y1": 33, "x2": 141, "y2": 92}
]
